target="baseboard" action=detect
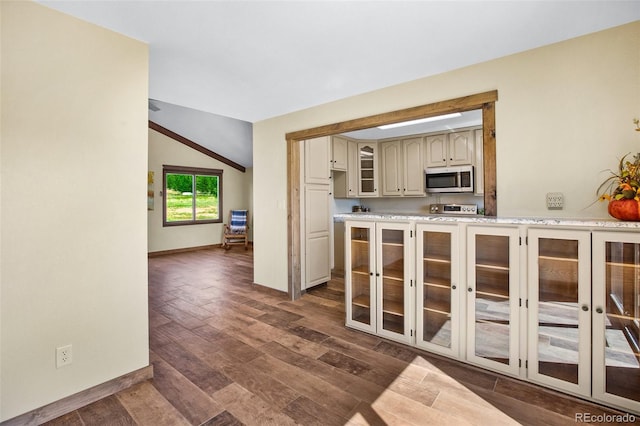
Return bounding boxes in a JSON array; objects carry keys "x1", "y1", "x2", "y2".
[
  {"x1": 1, "y1": 365, "x2": 153, "y2": 426},
  {"x1": 148, "y1": 242, "x2": 254, "y2": 258}
]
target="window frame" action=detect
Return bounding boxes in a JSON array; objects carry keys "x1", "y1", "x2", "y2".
[{"x1": 162, "y1": 165, "x2": 223, "y2": 226}]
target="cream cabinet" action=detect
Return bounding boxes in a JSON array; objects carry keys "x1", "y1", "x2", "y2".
[
  {"x1": 302, "y1": 136, "x2": 331, "y2": 290},
  {"x1": 380, "y1": 137, "x2": 424, "y2": 197},
  {"x1": 425, "y1": 131, "x2": 473, "y2": 168},
  {"x1": 357, "y1": 142, "x2": 379, "y2": 197},
  {"x1": 416, "y1": 223, "x2": 460, "y2": 357},
  {"x1": 333, "y1": 139, "x2": 359, "y2": 199},
  {"x1": 527, "y1": 228, "x2": 592, "y2": 397},
  {"x1": 592, "y1": 231, "x2": 640, "y2": 413},
  {"x1": 380, "y1": 140, "x2": 402, "y2": 196},
  {"x1": 466, "y1": 225, "x2": 521, "y2": 376},
  {"x1": 331, "y1": 136, "x2": 348, "y2": 171},
  {"x1": 345, "y1": 220, "x2": 414, "y2": 344},
  {"x1": 304, "y1": 136, "x2": 331, "y2": 184}
]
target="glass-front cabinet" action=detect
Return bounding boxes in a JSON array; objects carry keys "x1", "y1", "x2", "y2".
[
  {"x1": 357, "y1": 143, "x2": 378, "y2": 197},
  {"x1": 345, "y1": 220, "x2": 413, "y2": 344},
  {"x1": 466, "y1": 225, "x2": 521, "y2": 376},
  {"x1": 376, "y1": 222, "x2": 413, "y2": 343},
  {"x1": 527, "y1": 229, "x2": 591, "y2": 397},
  {"x1": 345, "y1": 221, "x2": 376, "y2": 334},
  {"x1": 592, "y1": 231, "x2": 640, "y2": 413},
  {"x1": 416, "y1": 224, "x2": 460, "y2": 357}
]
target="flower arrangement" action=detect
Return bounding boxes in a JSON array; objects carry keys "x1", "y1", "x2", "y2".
[{"x1": 597, "y1": 118, "x2": 640, "y2": 220}]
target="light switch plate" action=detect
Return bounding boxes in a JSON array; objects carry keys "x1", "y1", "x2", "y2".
[{"x1": 546, "y1": 192, "x2": 564, "y2": 209}]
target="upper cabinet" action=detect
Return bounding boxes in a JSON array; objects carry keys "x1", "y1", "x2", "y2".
[
  {"x1": 380, "y1": 137, "x2": 424, "y2": 197},
  {"x1": 425, "y1": 130, "x2": 474, "y2": 168},
  {"x1": 357, "y1": 142, "x2": 379, "y2": 197},
  {"x1": 331, "y1": 136, "x2": 348, "y2": 171},
  {"x1": 304, "y1": 136, "x2": 331, "y2": 185}
]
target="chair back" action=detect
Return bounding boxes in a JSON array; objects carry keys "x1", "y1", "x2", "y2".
[{"x1": 229, "y1": 210, "x2": 248, "y2": 233}]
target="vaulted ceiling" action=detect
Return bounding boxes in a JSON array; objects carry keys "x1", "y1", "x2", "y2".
[{"x1": 37, "y1": 1, "x2": 640, "y2": 167}]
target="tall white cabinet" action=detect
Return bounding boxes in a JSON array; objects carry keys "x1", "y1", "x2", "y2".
[{"x1": 303, "y1": 137, "x2": 331, "y2": 289}]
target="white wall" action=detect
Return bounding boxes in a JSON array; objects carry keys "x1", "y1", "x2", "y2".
[
  {"x1": 147, "y1": 129, "x2": 252, "y2": 253},
  {"x1": 253, "y1": 21, "x2": 640, "y2": 292},
  {"x1": 1, "y1": 2, "x2": 149, "y2": 421}
]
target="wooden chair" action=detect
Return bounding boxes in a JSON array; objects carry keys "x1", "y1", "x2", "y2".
[{"x1": 222, "y1": 210, "x2": 249, "y2": 250}]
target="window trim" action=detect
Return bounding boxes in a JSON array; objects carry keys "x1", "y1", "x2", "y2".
[{"x1": 162, "y1": 165, "x2": 223, "y2": 226}]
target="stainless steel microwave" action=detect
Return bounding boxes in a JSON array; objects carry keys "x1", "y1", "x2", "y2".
[{"x1": 425, "y1": 165, "x2": 474, "y2": 193}]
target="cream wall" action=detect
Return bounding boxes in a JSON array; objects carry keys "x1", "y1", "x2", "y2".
[
  {"x1": 148, "y1": 129, "x2": 252, "y2": 253},
  {"x1": 253, "y1": 22, "x2": 640, "y2": 292},
  {"x1": 1, "y1": 2, "x2": 149, "y2": 421}
]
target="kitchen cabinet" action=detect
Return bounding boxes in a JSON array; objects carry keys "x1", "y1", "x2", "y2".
[
  {"x1": 331, "y1": 136, "x2": 348, "y2": 171},
  {"x1": 466, "y1": 225, "x2": 521, "y2": 376},
  {"x1": 381, "y1": 140, "x2": 402, "y2": 196},
  {"x1": 425, "y1": 131, "x2": 473, "y2": 168},
  {"x1": 527, "y1": 228, "x2": 592, "y2": 397},
  {"x1": 592, "y1": 231, "x2": 640, "y2": 413},
  {"x1": 302, "y1": 136, "x2": 331, "y2": 290},
  {"x1": 345, "y1": 220, "x2": 414, "y2": 343},
  {"x1": 380, "y1": 137, "x2": 424, "y2": 197},
  {"x1": 416, "y1": 223, "x2": 460, "y2": 357},
  {"x1": 332, "y1": 139, "x2": 359, "y2": 199},
  {"x1": 357, "y1": 142, "x2": 379, "y2": 197},
  {"x1": 304, "y1": 136, "x2": 331, "y2": 185}
]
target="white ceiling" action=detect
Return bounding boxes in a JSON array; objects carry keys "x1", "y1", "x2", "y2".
[{"x1": 36, "y1": 1, "x2": 640, "y2": 167}]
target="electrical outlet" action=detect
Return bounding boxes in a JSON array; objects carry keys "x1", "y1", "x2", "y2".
[
  {"x1": 56, "y1": 345, "x2": 72, "y2": 368},
  {"x1": 546, "y1": 192, "x2": 564, "y2": 209}
]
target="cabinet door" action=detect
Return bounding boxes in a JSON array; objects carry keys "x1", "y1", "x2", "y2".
[
  {"x1": 448, "y1": 131, "x2": 473, "y2": 166},
  {"x1": 331, "y1": 136, "x2": 348, "y2": 171},
  {"x1": 403, "y1": 137, "x2": 425, "y2": 196},
  {"x1": 466, "y1": 226, "x2": 520, "y2": 376},
  {"x1": 304, "y1": 185, "x2": 330, "y2": 288},
  {"x1": 527, "y1": 228, "x2": 591, "y2": 397},
  {"x1": 416, "y1": 224, "x2": 460, "y2": 357},
  {"x1": 376, "y1": 222, "x2": 413, "y2": 344},
  {"x1": 347, "y1": 140, "x2": 358, "y2": 198},
  {"x1": 345, "y1": 221, "x2": 376, "y2": 334},
  {"x1": 592, "y1": 231, "x2": 640, "y2": 413},
  {"x1": 381, "y1": 141, "x2": 402, "y2": 196},
  {"x1": 425, "y1": 134, "x2": 447, "y2": 167},
  {"x1": 357, "y1": 143, "x2": 378, "y2": 197},
  {"x1": 305, "y1": 136, "x2": 330, "y2": 185}
]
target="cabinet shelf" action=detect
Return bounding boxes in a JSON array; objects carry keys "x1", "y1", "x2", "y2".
[
  {"x1": 351, "y1": 239, "x2": 369, "y2": 244},
  {"x1": 382, "y1": 299, "x2": 404, "y2": 316},
  {"x1": 539, "y1": 255, "x2": 578, "y2": 263},
  {"x1": 351, "y1": 265, "x2": 369, "y2": 275},
  {"x1": 476, "y1": 290, "x2": 510, "y2": 300},
  {"x1": 424, "y1": 302, "x2": 451, "y2": 316},
  {"x1": 424, "y1": 278, "x2": 450, "y2": 288},
  {"x1": 382, "y1": 242, "x2": 404, "y2": 247},
  {"x1": 424, "y1": 255, "x2": 451, "y2": 264},
  {"x1": 606, "y1": 261, "x2": 640, "y2": 269},
  {"x1": 352, "y1": 295, "x2": 371, "y2": 309},
  {"x1": 476, "y1": 262, "x2": 510, "y2": 271}
]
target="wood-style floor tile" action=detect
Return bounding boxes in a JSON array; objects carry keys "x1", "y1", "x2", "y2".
[{"x1": 43, "y1": 247, "x2": 628, "y2": 425}]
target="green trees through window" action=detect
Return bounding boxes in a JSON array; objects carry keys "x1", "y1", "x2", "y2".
[{"x1": 163, "y1": 166, "x2": 223, "y2": 225}]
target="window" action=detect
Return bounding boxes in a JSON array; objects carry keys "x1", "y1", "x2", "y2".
[{"x1": 163, "y1": 165, "x2": 222, "y2": 226}]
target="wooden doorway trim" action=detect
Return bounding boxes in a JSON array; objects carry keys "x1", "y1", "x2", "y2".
[{"x1": 286, "y1": 90, "x2": 498, "y2": 299}]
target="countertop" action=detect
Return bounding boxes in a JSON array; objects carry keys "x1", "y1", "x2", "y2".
[{"x1": 333, "y1": 212, "x2": 640, "y2": 229}]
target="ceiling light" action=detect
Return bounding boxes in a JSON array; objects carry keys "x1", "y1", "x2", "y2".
[{"x1": 377, "y1": 112, "x2": 462, "y2": 129}]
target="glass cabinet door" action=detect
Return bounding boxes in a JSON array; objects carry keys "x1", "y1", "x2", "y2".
[
  {"x1": 357, "y1": 143, "x2": 378, "y2": 197},
  {"x1": 345, "y1": 222, "x2": 376, "y2": 334},
  {"x1": 466, "y1": 226, "x2": 520, "y2": 376},
  {"x1": 593, "y1": 232, "x2": 640, "y2": 413},
  {"x1": 416, "y1": 224, "x2": 459, "y2": 357},
  {"x1": 527, "y1": 229, "x2": 591, "y2": 396},
  {"x1": 376, "y1": 223, "x2": 412, "y2": 343}
]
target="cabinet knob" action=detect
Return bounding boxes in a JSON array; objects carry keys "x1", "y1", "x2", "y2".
[
  {"x1": 467, "y1": 287, "x2": 473, "y2": 292},
  {"x1": 451, "y1": 284, "x2": 457, "y2": 290},
  {"x1": 581, "y1": 305, "x2": 589, "y2": 312},
  {"x1": 376, "y1": 273, "x2": 380, "y2": 277},
  {"x1": 369, "y1": 272, "x2": 373, "y2": 276},
  {"x1": 596, "y1": 307, "x2": 603, "y2": 314}
]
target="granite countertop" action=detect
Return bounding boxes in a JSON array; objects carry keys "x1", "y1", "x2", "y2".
[{"x1": 334, "y1": 212, "x2": 640, "y2": 229}]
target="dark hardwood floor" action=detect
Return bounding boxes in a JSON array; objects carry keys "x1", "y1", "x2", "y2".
[{"x1": 43, "y1": 247, "x2": 627, "y2": 425}]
